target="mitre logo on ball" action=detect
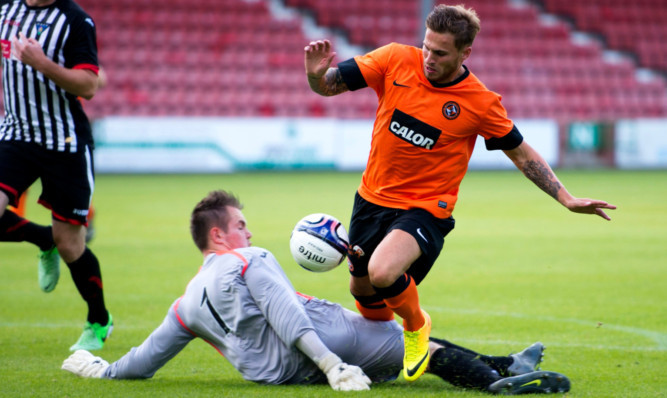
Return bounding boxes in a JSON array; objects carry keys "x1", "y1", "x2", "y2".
[{"x1": 289, "y1": 213, "x2": 349, "y2": 272}]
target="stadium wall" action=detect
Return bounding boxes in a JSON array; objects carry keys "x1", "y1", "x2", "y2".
[{"x1": 91, "y1": 117, "x2": 667, "y2": 173}]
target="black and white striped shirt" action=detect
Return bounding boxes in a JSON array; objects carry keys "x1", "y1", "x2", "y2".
[{"x1": 0, "y1": 0, "x2": 98, "y2": 153}]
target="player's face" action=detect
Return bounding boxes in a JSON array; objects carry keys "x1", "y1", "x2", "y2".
[
  {"x1": 221, "y1": 206, "x2": 252, "y2": 249},
  {"x1": 422, "y1": 29, "x2": 471, "y2": 84}
]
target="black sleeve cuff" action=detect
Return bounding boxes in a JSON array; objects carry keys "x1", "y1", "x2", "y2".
[
  {"x1": 338, "y1": 58, "x2": 368, "y2": 91},
  {"x1": 484, "y1": 124, "x2": 524, "y2": 151}
]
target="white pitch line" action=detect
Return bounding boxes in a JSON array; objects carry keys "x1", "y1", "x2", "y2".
[
  {"x1": 2, "y1": 308, "x2": 666, "y2": 352},
  {"x1": 424, "y1": 306, "x2": 667, "y2": 352}
]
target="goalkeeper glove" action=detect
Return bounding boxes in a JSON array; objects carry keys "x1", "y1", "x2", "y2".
[
  {"x1": 62, "y1": 350, "x2": 109, "y2": 378},
  {"x1": 318, "y1": 353, "x2": 371, "y2": 391}
]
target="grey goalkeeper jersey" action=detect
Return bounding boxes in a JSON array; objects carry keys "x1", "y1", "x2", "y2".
[{"x1": 104, "y1": 247, "x2": 403, "y2": 384}]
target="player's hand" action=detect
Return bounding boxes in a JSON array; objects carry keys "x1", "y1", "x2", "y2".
[
  {"x1": 11, "y1": 32, "x2": 47, "y2": 69},
  {"x1": 62, "y1": 350, "x2": 109, "y2": 378},
  {"x1": 319, "y1": 353, "x2": 371, "y2": 391},
  {"x1": 565, "y1": 198, "x2": 617, "y2": 220},
  {"x1": 326, "y1": 363, "x2": 372, "y2": 391},
  {"x1": 304, "y1": 39, "x2": 336, "y2": 80}
]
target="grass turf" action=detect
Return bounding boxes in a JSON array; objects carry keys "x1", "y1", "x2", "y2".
[{"x1": 1, "y1": 170, "x2": 665, "y2": 397}]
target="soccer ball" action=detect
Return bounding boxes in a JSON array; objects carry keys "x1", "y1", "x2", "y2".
[{"x1": 290, "y1": 213, "x2": 349, "y2": 272}]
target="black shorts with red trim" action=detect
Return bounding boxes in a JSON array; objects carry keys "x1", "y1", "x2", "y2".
[
  {"x1": 346, "y1": 192, "x2": 455, "y2": 285},
  {"x1": 0, "y1": 141, "x2": 94, "y2": 226}
]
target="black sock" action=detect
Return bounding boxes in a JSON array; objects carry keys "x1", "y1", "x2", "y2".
[
  {"x1": 0, "y1": 210, "x2": 54, "y2": 250},
  {"x1": 66, "y1": 247, "x2": 109, "y2": 325},
  {"x1": 429, "y1": 347, "x2": 501, "y2": 390},
  {"x1": 480, "y1": 356, "x2": 514, "y2": 377},
  {"x1": 430, "y1": 336, "x2": 481, "y2": 355},
  {"x1": 430, "y1": 336, "x2": 514, "y2": 376}
]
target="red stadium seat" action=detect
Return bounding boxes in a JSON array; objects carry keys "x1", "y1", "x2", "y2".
[{"x1": 71, "y1": 0, "x2": 666, "y2": 119}]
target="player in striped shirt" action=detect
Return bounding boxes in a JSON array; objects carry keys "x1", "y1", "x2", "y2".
[
  {"x1": 0, "y1": 0, "x2": 112, "y2": 351},
  {"x1": 61, "y1": 190, "x2": 571, "y2": 394}
]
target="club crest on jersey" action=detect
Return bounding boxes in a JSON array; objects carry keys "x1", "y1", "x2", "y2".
[
  {"x1": 388, "y1": 109, "x2": 441, "y2": 150},
  {"x1": 35, "y1": 22, "x2": 50, "y2": 36},
  {"x1": 442, "y1": 101, "x2": 460, "y2": 120}
]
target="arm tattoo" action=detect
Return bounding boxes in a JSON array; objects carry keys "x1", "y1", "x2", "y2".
[
  {"x1": 521, "y1": 160, "x2": 562, "y2": 200},
  {"x1": 308, "y1": 68, "x2": 349, "y2": 96}
]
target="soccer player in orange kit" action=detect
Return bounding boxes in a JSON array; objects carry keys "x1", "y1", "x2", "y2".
[{"x1": 304, "y1": 4, "x2": 616, "y2": 382}]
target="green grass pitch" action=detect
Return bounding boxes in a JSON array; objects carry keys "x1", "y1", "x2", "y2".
[{"x1": 1, "y1": 170, "x2": 665, "y2": 397}]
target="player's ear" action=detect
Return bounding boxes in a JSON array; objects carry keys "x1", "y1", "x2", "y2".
[
  {"x1": 209, "y1": 226, "x2": 226, "y2": 246},
  {"x1": 461, "y1": 46, "x2": 472, "y2": 61}
]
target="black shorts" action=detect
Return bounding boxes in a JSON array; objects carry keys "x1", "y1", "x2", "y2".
[
  {"x1": 347, "y1": 192, "x2": 455, "y2": 285},
  {"x1": 0, "y1": 141, "x2": 94, "y2": 225}
]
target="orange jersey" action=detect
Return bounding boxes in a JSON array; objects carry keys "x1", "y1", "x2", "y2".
[{"x1": 339, "y1": 43, "x2": 516, "y2": 219}]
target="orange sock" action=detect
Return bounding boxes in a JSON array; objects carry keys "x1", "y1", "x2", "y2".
[
  {"x1": 383, "y1": 276, "x2": 425, "y2": 331},
  {"x1": 355, "y1": 300, "x2": 395, "y2": 321}
]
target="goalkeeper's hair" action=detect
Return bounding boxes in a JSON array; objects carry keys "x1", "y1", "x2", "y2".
[{"x1": 190, "y1": 190, "x2": 243, "y2": 251}]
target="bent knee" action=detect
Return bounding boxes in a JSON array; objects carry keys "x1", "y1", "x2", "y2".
[
  {"x1": 53, "y1": 237, "x2": 85, "y2": 262},
  {"x1": 368, "y1": 266, "x2": 402, "y2": 288}
]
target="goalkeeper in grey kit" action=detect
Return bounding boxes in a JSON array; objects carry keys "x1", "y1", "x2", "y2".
[{"x1": 62, "y1": 190, "x2": 570, "y2": 394}]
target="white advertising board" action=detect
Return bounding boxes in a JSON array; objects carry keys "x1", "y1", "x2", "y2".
[
  {"x1": 468, "y1": 119, "x2": 559, "y2": 169},
  {"x1": 616, "y1": 119, "x2": 667, "y2": 169},
  {"x1": 93, "y1": 117, "x2": 558, "y2": 173}
]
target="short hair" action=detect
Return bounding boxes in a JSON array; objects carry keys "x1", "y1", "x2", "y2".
[
  {"x1": 425, "y1": 4, "x2": 481, "y2": 50},
  {"x1": 190, "y1": 190, "x2": 243, "y2": 251}
]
